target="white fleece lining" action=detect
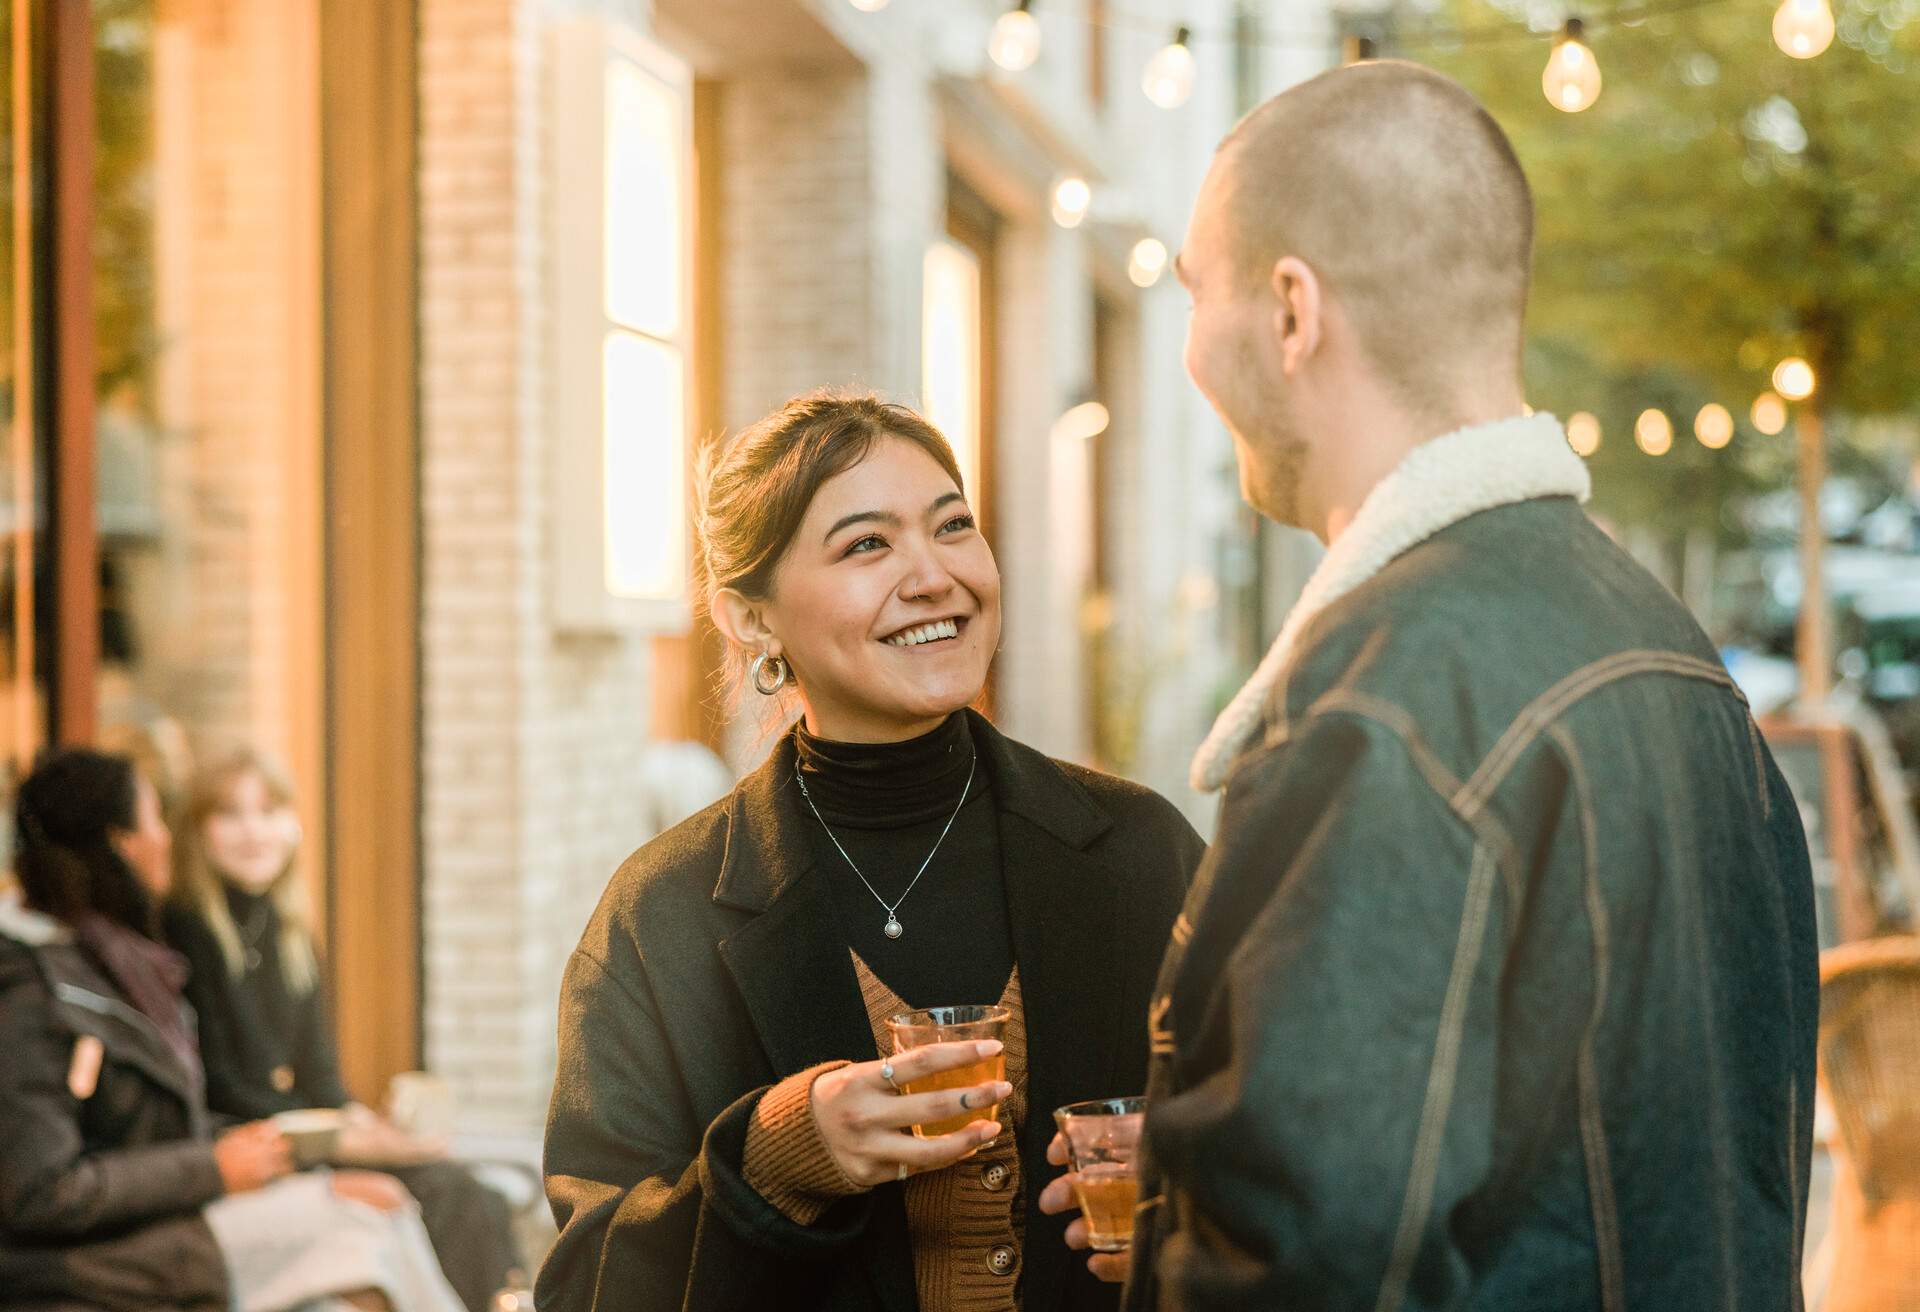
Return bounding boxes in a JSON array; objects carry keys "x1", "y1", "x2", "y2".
[{"x1": 1190, "y1": 412, "x2": 1590, "y2": 792}]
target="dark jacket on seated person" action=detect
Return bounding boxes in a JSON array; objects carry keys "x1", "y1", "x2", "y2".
[{"x1": 0, "y1": 899, "x2": 230, "y2": 1312}]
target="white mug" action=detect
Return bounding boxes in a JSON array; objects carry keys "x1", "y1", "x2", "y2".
[{"x1": 386, "y1": 1070, "x2": 454, "y2": 1139}]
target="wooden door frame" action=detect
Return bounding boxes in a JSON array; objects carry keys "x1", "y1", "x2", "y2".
[
  {"x1": 321, "y1": 0, "x2": 420, "y2": 1103},
  {"x1": 49, "y1": 0, "x2": 96, "y2": 746}
]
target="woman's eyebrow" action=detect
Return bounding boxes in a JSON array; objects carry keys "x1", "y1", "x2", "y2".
[
  {"x1": 928, "y1": 492, "x2": 964, "y2": 515},
  {"x1": 824, "y1": 509, "x2": 901, "y2": 543}
]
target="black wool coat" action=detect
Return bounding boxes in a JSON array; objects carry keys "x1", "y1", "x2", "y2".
[{"x1": 539, "y1": 711, "x2": 1205, "y2": 1312}]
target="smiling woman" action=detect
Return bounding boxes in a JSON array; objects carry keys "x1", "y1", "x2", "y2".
[
  {"x1": 695, "y1": 391, "x2": 997, "y2": 741},
  {"x1": 538, "y1": 390, "x2": 1207, "y2": 1312}
]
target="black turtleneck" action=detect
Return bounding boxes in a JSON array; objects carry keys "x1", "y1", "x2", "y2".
[{"x1": 793, "y1": 712, "x2": 1012, "y2": 1008}]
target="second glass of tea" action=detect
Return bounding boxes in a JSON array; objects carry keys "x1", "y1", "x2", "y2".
[
  {"x1": 885, "y1": 1005, "x2": 1010, "y2": 1138},
  {"x1": 1054, "y1": 1096, "x2": 1148, "y2": 1252}
]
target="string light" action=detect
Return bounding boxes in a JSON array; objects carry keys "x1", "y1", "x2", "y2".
[
  {"x1": 1751, "y1": 392, "x2": 1789, "y2": 435},
  {"x1": 1052, "y1": 400, "x2": 1111, "y2": 443},
  {"x1": 1543, "y1": 19, "x2": 1602, "y2": 113},
  {"x1": 1051, "y1": 175, "x2": 1092, "y2": 228},
  {"x1": 1143, "y1": 25, "x2": 1197, "y2": 108},
  {"x1": 990, "y1": 1, "x2": 1042, "y2": 72},
  {"x1": 1128, "y1": 237, "x2": 1169, "y2": 287},
  {"x1": 1773, "y1": 0, "x2": 1835, "y2": 58},
  {"x1": 1695, "y1": 403, "x2": 1734, "y2": 449},
  {"x1": 1635, "y1": 408, "x2": 1673, "y2": 456},
  {"x1": 1772, "y1": 356, "x2": 1816, "y2": 401},
  {"x1": 1567, "y1": 411, "x2": 1602, "y2": 457}
]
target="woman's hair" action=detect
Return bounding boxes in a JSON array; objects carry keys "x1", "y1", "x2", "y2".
[
  {"x1": 14, "y1": 747, "x2": 154, "y2": 932},
  {"x1": 170, "y1": 747, "x2": 317, "y2": 994},
  {"x1": 696, "y1": 389, "x2": 966, "y2": 704}
]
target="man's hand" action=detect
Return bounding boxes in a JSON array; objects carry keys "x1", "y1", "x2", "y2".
[{"x1": 1038, "y1": 1131, "x2": 1131, "y2": 1283}]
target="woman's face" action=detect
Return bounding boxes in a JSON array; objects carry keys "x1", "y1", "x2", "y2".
[
  {"x1": 756, "y1": 436, "x2": 1002, "y2": 743},
  {"x1": 202, "y1": 770, "x2": 299, "y2": 895},
  {"x1": 112, "y1": 776, "x2": 174, "y2": 898}
]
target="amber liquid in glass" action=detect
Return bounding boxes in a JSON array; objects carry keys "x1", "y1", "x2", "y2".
[
  {"x1": 900, "y1": 1052, "x2": 1006, "y2": 1138},
  {"x1": 1072, "y1": 1165, "x2": 1139, "y2": 1251}
]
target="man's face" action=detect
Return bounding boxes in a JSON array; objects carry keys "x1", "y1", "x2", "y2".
[{"x1": 1178, "y1": 152, "x2": 1310, "y2": 528}]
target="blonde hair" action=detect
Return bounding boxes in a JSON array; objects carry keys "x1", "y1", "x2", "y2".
[{"x1": 171, "y1": 748, "x2": 318, "y2": 995}]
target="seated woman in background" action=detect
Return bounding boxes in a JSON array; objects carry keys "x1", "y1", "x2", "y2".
[
  {"x1": 0, "y1": 747, "x2": 463, "y2": 1312},
  {"x1": 163, "y1": 748, "x2": 522, "y2": 1312}
]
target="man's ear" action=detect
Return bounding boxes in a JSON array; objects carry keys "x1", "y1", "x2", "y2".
[
  {"x1": 1270, "y1": 255, "x2": 1323, "y2": 376},
  {"x1": 712, "y1": 587, "x2": 780, "y2": 657}
]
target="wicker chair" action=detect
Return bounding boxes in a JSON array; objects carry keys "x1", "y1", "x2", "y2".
[{"x1": 1814, "y1": 936, "x2": 1920, "y2": 1312}]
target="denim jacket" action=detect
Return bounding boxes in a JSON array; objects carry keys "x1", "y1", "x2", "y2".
[{"x1": 1128, "y1": 495, "x2": 1818, "y2": 1312}]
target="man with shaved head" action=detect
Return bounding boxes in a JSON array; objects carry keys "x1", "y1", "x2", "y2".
[{"x1": 1041, "y1": 61, "x2": 1816, "y2": 1311}]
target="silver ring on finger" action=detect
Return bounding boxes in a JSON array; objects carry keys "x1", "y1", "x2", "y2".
[
  {"x1": 880, "y1": 1062, "x2": 900, "y2": 1092},
  {"x1": 896, "y1": 1162, "x2": 909, "y2": 1182}
]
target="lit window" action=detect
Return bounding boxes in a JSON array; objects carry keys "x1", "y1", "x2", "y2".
[
  {"x1": 921, "y1": 240, "x2": 982, "y2": 499},
  {"x1": 552, "y1": 20, "x2": 692, "y2": 629}
]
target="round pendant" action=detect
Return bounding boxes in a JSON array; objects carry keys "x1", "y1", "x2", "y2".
[{"x1": 883, "y1": 916, "x2": 904, "y2": 940}]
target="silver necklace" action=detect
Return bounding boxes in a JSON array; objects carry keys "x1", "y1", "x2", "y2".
[{"x1": 794, "y1": 753, "x2": 977, "y2": 941}]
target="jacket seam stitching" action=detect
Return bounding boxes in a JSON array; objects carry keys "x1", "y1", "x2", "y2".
[
  {"x1": 1744, "y1": 714, "x2": 1773, "y2": 822},
  {"x1": 1304, "y1": 691, "x2": 1524, "y2": 906},
  {"x1": 1372, "y1": 840, "x2": 1500, "y2": 1312},
  {"x1": 1455, "y1": 651, "x2": 1742, "y2": 815},
  {"x1": 1547, "y1": 724, "x2": 1628, "y2": 1312}
]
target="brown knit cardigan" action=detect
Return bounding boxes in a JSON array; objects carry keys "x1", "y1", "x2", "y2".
[{"x1": 745, "y1": 955, "x2": 1029, "y2": 1311}]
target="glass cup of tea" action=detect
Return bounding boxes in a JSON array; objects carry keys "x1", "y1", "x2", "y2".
[
  {"x1": 885, "y1": 1005, "x2": 1011, "y2": 1138},
  {"x1": 1054, "y1": 1097, "x2": 1147, "y2": 1252}
]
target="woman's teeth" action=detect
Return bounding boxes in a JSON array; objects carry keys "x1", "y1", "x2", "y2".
[{"x1": 886, "y1": 619, "x2": 960, "y2": 648}]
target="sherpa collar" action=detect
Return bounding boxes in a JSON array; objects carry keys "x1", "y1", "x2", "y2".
[{"x1": 1190, "y1": 412, "x2": 1589, "y2": 792}]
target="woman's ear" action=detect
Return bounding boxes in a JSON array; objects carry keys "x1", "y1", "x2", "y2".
[{"x1": 711, "y1": 588, "x2": 780, "y2": 657}]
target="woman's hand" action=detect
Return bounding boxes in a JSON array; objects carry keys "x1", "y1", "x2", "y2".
[
  {"x1": 1038, "y1": 1132, "x2": 1130, "y2": 1284},
  {"x1": 329, "y1": 1169, "x2": 415, "y2": 1213},
  {"x1": 213, "y1": 1121, "x2": 294, "y2": 1194},
  {"x1": 809, "y1": 1039, "x2": 1011, "y2": 1189}
]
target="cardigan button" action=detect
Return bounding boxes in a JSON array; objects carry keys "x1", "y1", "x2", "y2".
[
  {"x1": 987, "y1": 1245, "x2": 1017, "y2": 1276},
  {"x1": 981, "y1": 1162, "x2": 1010, "y2": 1192},
  {"x1": 271, "y1": 1065, "x2": 296, "y2": 1093}
]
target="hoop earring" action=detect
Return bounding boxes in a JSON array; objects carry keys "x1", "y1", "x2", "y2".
[{"x1": 749, "y1": 652, "x2": 790, "y2": 696}]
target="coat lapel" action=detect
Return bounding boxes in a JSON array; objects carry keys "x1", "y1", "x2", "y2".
[
  {"x1": 972, "y1": 715, "x2": 1126, "y2": 1312},
  {"x1": 711, "y1": 734, "x2": 919, "y2": 1312}
]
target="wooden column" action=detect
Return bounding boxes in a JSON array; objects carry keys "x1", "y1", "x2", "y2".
[
  {"x1": 50, "y1": 0, "x2": 96, "y2": 745},
  {"x1": 321, "y1": 0, "x2": 420, "y2": 1103}
]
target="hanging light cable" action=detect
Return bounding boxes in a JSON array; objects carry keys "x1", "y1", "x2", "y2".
[
  {"x1": 1142, "y1": 25, "x2": 1197, "y2": 108},
  {"x1": 1542, "y1": 18, "x2": 1602, "y2": 113},
  {"x1": 990, "y1": 1, "x2": 1042, "y2": 72}
]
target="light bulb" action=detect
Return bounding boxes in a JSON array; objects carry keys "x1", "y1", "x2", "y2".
[
  {"x1": 847, "y1": 0, "x2": 889, "y2": 10},
  {"x1": 1635, "y1": 408, "x2": 1673, "y2": 456},
  {"x1": 1142, "y1": 26, "x2": 1197, "y2": 108},
  {"x1": 990, "y1": 4, "x2": 1042, "y2": 72},
  {"x1": 1128, "y1": 237, "x2": 1169, "y2": 287},
  {"x1": 1566, "y1": 411, "x2": 1602, "y2": 457},
  {"x1": 1695, "y1": 403, "x2": 1734, "y2": 449},
  {"x1": 1751, "y1": 392, "x2": 1789, "y2": 435},
  {"x1": 1543, "y1": 19, "x2": 1602, "y2": 113},
  {"x1": 1773, "y1": 0, "x2": 1835, "y2": 59},
  {"x1": 1052, "y1": 401, "x2": 1111, "y2": 444},
  {"x1": 1772, "y1": 356, "x2": 1816, "y2": 401},
  {"x1": 1051, "y1": 175, "x2": 1091, "y2": 229}
]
